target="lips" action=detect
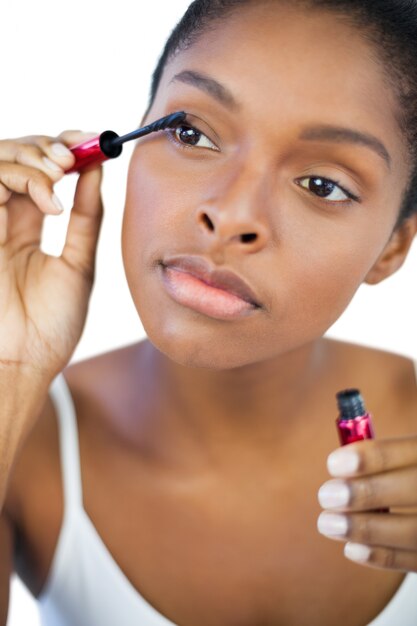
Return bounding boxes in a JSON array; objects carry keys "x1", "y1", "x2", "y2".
[{"x1": 161, "y1": 255, "x2": 261, "y2": 307}]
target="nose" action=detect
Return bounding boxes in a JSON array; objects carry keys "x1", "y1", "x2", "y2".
[{"x1": 195, "y1": 161, "x2": 271, "y2": 253}]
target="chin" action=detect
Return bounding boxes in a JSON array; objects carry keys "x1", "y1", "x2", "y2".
[
  {"x1": 141, "y1": 312, "x2": 268, "y2": 370},
  {"x1": 126, "y1": 269, "x2": 265, "y2": 370}
]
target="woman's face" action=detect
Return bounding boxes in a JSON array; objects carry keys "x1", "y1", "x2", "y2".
[{"x1": 122, "y1": 3, "x2": 411, "y2": 369}]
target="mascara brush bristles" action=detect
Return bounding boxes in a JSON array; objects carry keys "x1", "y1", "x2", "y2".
[{"x1": 110, "y1": 111, "x2": 186, "y2": 148}]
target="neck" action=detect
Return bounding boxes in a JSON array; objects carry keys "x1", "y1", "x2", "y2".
[{"x1": 133, "y1": 338, "x2": 330, "y2": 469}]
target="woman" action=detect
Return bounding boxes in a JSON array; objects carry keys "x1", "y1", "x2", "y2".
[{"x1": 1, "y1": 1, "x2": 417, "y2": 624}]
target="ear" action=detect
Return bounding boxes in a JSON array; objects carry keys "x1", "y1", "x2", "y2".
[{"x1": 364, "y1": 213, "x2": 417, "y2": 285}]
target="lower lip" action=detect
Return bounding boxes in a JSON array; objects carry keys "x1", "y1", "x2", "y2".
[{"x1": 160, "y1": 265, "x2": 259, "y2": 321}]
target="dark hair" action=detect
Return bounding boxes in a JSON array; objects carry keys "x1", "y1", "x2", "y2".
[{"x1": 147, "y1": 0, "x2": 417, "y2": 230}]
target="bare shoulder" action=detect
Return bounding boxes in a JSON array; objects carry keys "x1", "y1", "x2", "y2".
[
  {"x1": 61, "y1": 340, "x2": 148, "y2": 437},
  {"x1": 324, "y1": 337, "x2": 417, "y2": 436},
  {"x1": 62, "y1": 340, "x2": 144, "y2": 394}
]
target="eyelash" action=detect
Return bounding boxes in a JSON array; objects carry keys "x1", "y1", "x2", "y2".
[
  {"x1": 295, "y1": 177, "x2": 360, "y2": 205},
  {"x1": 166, "y1": 122, "x2": 361, "y2": 205},
  {"x1": 165, "y1": 122, "x2": 219, "y2": 153}
]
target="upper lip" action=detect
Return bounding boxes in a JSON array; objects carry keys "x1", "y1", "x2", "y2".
[{"x1": 161, "y1": 255, "x2": 261, "y2": 307}]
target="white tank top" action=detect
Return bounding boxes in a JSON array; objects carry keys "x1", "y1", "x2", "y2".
[{"x1": 38, "y1": 361, "x2": 417, "y2": 626}]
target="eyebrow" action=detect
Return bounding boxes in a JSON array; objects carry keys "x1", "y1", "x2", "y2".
[
  {"x1": 299, "y1": 125, "x2": 391, "y2": 171},
  {"x1": 170, "y1": 70, "x2": 240, "y2": 110},
  {"x1": 170, "y1": 70, "x2": 392, "y2": 170}
]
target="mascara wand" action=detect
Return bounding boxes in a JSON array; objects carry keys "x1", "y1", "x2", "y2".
[{"x1": 65, "y1": 111, "x2": 186, "y2": 174}]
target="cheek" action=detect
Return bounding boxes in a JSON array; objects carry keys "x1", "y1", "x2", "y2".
[
  {"x1": 120, "y1": 144, "x2": 388, "y2": 368},
  {"x1": 122, "y1": 150, "x2": 178, "y2": 276},
  {"x1": 276, "y1": 222, "x2": 380, "y2": 334},
  {"x1": 122, "y1": 142, "x2": 202, "y2": 249}
]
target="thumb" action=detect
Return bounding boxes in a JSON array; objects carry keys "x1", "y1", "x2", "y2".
[{"x1": 61, "y1": 165, "x2": 104, "y2": 283}]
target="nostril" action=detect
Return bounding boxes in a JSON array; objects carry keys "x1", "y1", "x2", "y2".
[
  {"x1": 241, "y1": 233, "x2": 257, "y2": 243},
  {"x1": 201, "y1": 213, "x2": 215, "y2": 231}
]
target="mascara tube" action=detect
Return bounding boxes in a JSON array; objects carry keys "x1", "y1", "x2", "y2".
[
  {"x1": 335, "y1": 389, "x2": 389, "y2": 513},
  {"x1": 336, "y1": 389, "x2": 375, "y2": 445},
  {"x1": 64, "y1": 111, "x2": 186, "y2": 174},
  {"x1": 65, "y1": 131, "x2": 122, "y2": 174}
]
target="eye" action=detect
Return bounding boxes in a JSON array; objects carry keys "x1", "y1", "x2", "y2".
[
  {"x1": 166, "y1": 123, "x2": 220, "y2": 152},
  {"x1": 296, "y1": 176, "x2": 360, "y2": 204}
]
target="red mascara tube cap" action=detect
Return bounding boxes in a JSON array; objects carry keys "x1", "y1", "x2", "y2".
[{"x1": 65, "y1": 130, "x2": 122, "y2": 174}]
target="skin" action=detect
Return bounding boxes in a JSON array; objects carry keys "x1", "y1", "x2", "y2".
[
  {"x1": 3, "y1": 3, "x2": 417, "y2": 626},
  {"x1": 122, "y1": 4, "x2": 416, "y2": 441}
]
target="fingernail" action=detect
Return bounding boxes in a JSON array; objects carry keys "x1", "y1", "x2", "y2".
[
  {"x1": 51, "y1": 142, "x2": 72, "y2": 157},
  {"x1": 43, "y1": 156, "x2": 63, "y2": 172},
  {"x1": 327, "y1": 449, "x2": 360, "y2": 477},
  {"x1": 318, "y1": 480, "x2": 350, "y2": 508},
  {"x1": 344, "y1": 542, "x2": 371, "y2": 562},
  {"x1": 51, "y1": 193, "x2": 64, "y2": 213},
  {"x1": 317, "y1": 512, "x2": 348, "y2": 536}
]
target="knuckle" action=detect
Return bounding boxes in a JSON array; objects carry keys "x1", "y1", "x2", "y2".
[
  {"x1": 27, "y1": 170, "x2": 52, "y2": 196},
  {"x1": 37, "y1": 135, "x2": 62, "y2": 150},
  {"x1": 354, "y1": 477, "x2": 376, "y2": 507},
  {"x1": 15, "y1": 144, "x2": 43, "y2": 163},
  {"x1": 0, "y1": 161, "x2": 49, "y2": 194},
  {"x1": 30, "y1": 168, "x2": 51, "y2": 187},
  {"x1": 355, "y1": 515, "x2": 374, "y2": 544},
  {"x1": 380, "y1": 548, "x2": 397, "y2": 569},
  {"x1": 371, "y1": 441, "x2": 390, "y2": 472}
]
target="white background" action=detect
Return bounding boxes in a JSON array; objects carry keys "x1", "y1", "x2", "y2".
[{"x1": 2, "y1": 1, "x2": 416, "y2": 624}]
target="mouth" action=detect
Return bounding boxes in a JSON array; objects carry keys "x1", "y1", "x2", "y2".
[
  {"x1": 159, "y1": 255, "x2": 262, "y2": 321},
  {"x1": 161, "y1": 255, "x2": 261, "y2": 305}
]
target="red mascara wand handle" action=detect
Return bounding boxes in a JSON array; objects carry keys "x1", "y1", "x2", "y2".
[{"x1": 65, "y1": 130, "x2": 121, "y2": 174}]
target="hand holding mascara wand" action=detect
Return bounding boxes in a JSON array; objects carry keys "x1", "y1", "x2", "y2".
[{"x1": 64, "y1": 111, "x2": 187, "y2": 174}]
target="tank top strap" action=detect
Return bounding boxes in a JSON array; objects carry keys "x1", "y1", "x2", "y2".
[{"x1": 49, "y1": 371, "x2": 83, "y2": 510}]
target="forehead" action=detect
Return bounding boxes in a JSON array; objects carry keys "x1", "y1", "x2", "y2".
[{"x1": 160, "y1": 3, "x2": 407, "y2": 168}]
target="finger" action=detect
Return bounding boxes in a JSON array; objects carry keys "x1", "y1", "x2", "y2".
[
  {"x1": 0, "y1": 182, "x2": 12, "y2": 205},
  {"x1": 344, "y1": 542, "x2": 417, "y2": 572},
  {"x1": 327, "y1": 435, "x2": 417, "y2": 478},
  {"x1": 4, "y1": 193, "x2": 45, "y2": 253},
  {"x1": 56, "y1": 130, "x2": 98, "y2": 144},
  {"x1": 61, "y1": 166, "x2": 104, "y2": 283},
  {"x1": 39, "y1": 131, "x2": 98, "y2": 170},
  {"x1": 317, "y1": 511, "x2": 417, "y2": 551},
  {"x1": 0, "y1": 140, "x2": 65, "y2": 182},
  {"x1": 0, "y1": 132, "x2": 98, "y2": 179},
  {"x1": 0, "y1": 162, "x2": 63, "y2": 215},
  {"x1": 318, "y1": 466, "x2": 417, "y2": 512},
  {"x1": 0, "y1": 206, "x2": 7, "y2": 246}
]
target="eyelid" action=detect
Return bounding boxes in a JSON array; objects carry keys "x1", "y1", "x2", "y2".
[
  {"x1": 166, "y1": 116, "x2": 220, "y2": 152},
  {"x1": 295, "y1": 176, "x2": 361, "y2": 203},
  {"x1": 182, "y1": 112, "x2": 221, "y2": 145},
  {"x1": 177, "y1": 112, "x2": 221, "y2": 147},
  {"x1": 164, "y1": 113, "x2": 362, "y2": 203}
]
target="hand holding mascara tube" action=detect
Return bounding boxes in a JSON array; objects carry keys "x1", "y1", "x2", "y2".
[
  {"x1": 317, "y1": 390, "x2": 417, "y2": 571},
  {"x1": 64, "y1": 111, "x2": 187, "y2": 174}
]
